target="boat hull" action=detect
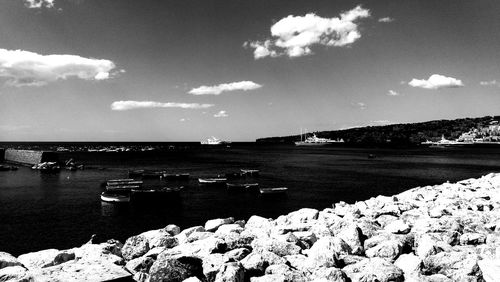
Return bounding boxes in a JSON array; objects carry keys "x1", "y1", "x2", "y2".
[{"x1": 100, "y1": 193, "x2": 130, "y2": 203}]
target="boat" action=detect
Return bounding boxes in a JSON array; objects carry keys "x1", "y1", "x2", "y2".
[
  {"x1": 201, "y1": 136, "x2": 231, "y2": 145},
  {"x1": 198, "y1": 178, "x2": 227, "y2": 184},
  {"x1": 163, "y1": 173, "x2": 190, "y2": 181},
  {"x1": 259, "y1": 187, "x2": 288, "y2": 195},
  {"x1": 131, "y1": 186, "x2": 184, "y2": 195},
  {"x1": 107, "y1": 180, "x2": 143, "y2": 186},
  {"x1": 107, "y1": 178, "x2": 135, "y2": 183},
  {"x1": 295, "y1": 128, "x2": 344, "y2": 146},
  {"x1": 106, "y1": 185, "x2": 141, "y2": 192},
  {"x1": 226, "y1": 183, "x2": 259, "y2": 190},
  {"x1": 100, "y1": 192, "x2": 130, "y2": 203},
  {"x1": 240, "y1": 169, "x2": 259, "y2": 177}
]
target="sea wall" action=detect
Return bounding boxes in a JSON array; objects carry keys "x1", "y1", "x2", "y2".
[
  {"x1": 4, "y1": 149, "x2": 58, "y2": 166},
  {"x1": 1, "y1": 174, "x2": 500, "y2": 281}
]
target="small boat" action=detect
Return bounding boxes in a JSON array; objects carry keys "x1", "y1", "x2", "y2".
[
  {"x1": 107, "y1": 178, "x2": 135, "y2": 183},
  {"x1": 106, "y1": 185, "x2": 141, "y2": 192},
  {"x1": 131, "y1": 186, "x2": 184, "y2": 195},
  {"x1": 107, "y1": 180, "x2": 143, "y2": 186},
  {"x1": 259, "y1": 187, "x2": 288, "y2": 195},
  {"x1": 163, "y1": 173, "x2": 190, "y2": 181},
  {"x1": 226, "y1": 183, "x2": 259, "y2": 190},
  {"x1": 240, "y1": 169, "x2": 259, "y2": 177},
  {"x1": 198, "y1": 178, "x2": 227, "y2": 184},
  {"x1": 100, "y1": 192, "x2": 130, "y2": 203}
]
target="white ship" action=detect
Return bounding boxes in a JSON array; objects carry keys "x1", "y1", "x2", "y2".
[
  {"x1": 295, "y1": 129, "x2": 344, "y2": 146},
  {"x1": 201, "y1": 136, "x2": 231, "y2": 145}
]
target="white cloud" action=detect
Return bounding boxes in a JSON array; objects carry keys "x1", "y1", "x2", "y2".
[
  {"x1": 408, "y1": 74, "x2": 464, "y2": 90},
  {"x1": 0, "y1": 48, "x2": 118, "y2": 87},
  {"x1": 179, "y1": 118, "x2": 189, "y2": 122},
  {"x1": 480, "y1": 80, "x2": 497, "y2": 86},
  {"x1": 24, "y1": 0, "x2": 55, "y2": 9},
  {"x1": 387, "y1": 90, "x2": 400, "y2": 96},
  {"x1": 110, "y1": 101, "x2": 214, "y2": 111},
  {"x1": 351, "y1": 102, "x2": 367, "y2": 110},
  {"x1": 189, "y1": 81, "x2": 262, "y2": 95},
  {"x1": 378, "y1": 17, "x2": 394, "y2": 23},
  {"x1": 214, "y1": 110, "x2": 228, "y2": 118},
  {"x1": 245, "y1": 5, "x2": 370, "y2": 59}
]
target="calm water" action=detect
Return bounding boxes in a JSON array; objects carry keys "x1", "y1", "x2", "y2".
[{"x1": 1, "y1": 144, "x2": 500, "y2": 256}]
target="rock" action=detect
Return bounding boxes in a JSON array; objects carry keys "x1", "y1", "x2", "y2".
[
  {"x1": 216, "y1": 224, "x2": 244, "y2": 236},
  {"x1": 214, "y1": 262, "x2": 245, "y2": 282},
  {"x1": 250, "y1": 274, "x2": 285, "y2": 282},
  {"x1": 246, "y1": 216, "x2": 272, "y2": 230},
  {"x1": 306, "y1": 236, "x2": 342, "y2": 268},
  {"x1": 17, "y1": 249, "x2": 74, "y2": 269},
  {"x1": 293, "y1": 231, "x2": 317, "y2": 246},
  {"x1": 460, "y1": 232, "x2": 487, "y2": 245},
  {"x1": 337, "y1": 224, "x2": 364, "y2": 255},
  {"x1": 0, "y1": 265, "x2": 33, "y2": 282},
  {"x1": 252, "y1": 239, "x2": 301, "y2": 257},
  {"x1": 73, "y1": 241, "x2": 124, "y2": 264},
  {"x1": 183, "y1": 277, "x2": 202, "y2": 282},
  {"x1": 365, "y1": 239, "x2": 403, "y2": 262},
  {"x1": 134, "y1": 271, "x2": 151, "y2": 282},
  {"x1": 166, "y1": 224, "x2": 181, "y2": 236},
  {"x1": 416, "y1": 234, "x2": 444, "y2": 259},
  {"x1": 240, "y1": 253, "x2": 267, "y2": 276},
  {"x1": 166, "y1": 237, "x2": 227, "y2": 257},
  {"x1": 422, "y1": 251, "x2": 483, "y2": 281},
  {"x1": 30, "y1": 258, "x2": 132, "y2": 281},
  {"x1": 122, "y1": 235, "x2": 150, "y2": 261},
  {"x1": 223, "y1": 248, "x2": 250, "y2": 262},
  {"x1": 125, "y1": 255, "x2": 154, "y2": 274},
  {"x1": 187, "y1": 231, "x2": 214, "y2": 243},
  {"x1": 203, "y1": 253, "x2": 225, "y2": 282},
  {"x1": 341, "y1": 254, "x2": 367, "y2": 266},
  {"x1": 384, "y1": 220, "x2": 411, "y2": 234},
  {"x1": 220, "y1": 232, "x2": 254, "y2": 251},
  {"x1": 149, "y1": 255, "x2": 204, "y2": 282},
  {"x1": 286, "y1": 208, "x2": 319, "y2": 225},
  {"x1": 376, "y1": 214, "x2": 399, "y2": 228},
  {"x1": 141, "y1": 228, "x2": 179, "y2": 249},
  {"x1": 310, "y1": 267, "x2": 348, "y2": 282},
  {"x1": 177, "y1": 226, "x2": 206, "y2": 244},
  {"x1": 0, "y1": 252, "x2": 22, "y2": 269},
  {"x1": 205, "y1": 217, "x2": 235, "y2": 232},
  {"x1": 356, "y1": 219, "x2": 382, "y2": 239},
  {"x1": 343, "y1": 257, "x2": 404, "y2": 282},
  {"x1": 394, "y1": 253, "x2": 422, "y2": 277},
  {"x1": 478, "y1": 259, "x2": 500, "y2": 282}
]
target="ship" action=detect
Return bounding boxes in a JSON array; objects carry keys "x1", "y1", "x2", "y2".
[
  {"x1": 422, "y1": 121, "x2": 500, "y2": 147},
  {"x1": 201, "y1": 136, "x2": 231, "y2": 145},
  {"x1": 295, "y1": 129, "x2": 344, "y2": 146}
]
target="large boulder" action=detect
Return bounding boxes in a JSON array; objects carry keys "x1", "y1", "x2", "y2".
[
  {"x1": 223, "y1": 248, "x2": 250, "y2": 262},
  {"x1": 0, "y1": 252, "x2": 22, "y2": 269},
  {"x1": 384, "y1": 220, "x2": 411, "y2": 234},
  {"x1": 141, "y1": 228, "x2": 179, "y2": 249},
  {"x1": 306, "y1": 236, "x2": 343, "y2": 268},
  {"x1": 478, "y1": 259, "x2": 500, "y2": 282},
  {"x1": 30, "y1": 258, "x2": 132, "y2": 281},
  {"x1": 310, "y1": 267, "x2": 348, "y2": 282},
  {"x1": 125, "y1": 255, "x2": 155, "y2": 274},
  {"x1": 122, "y1": 235, "x2": 150, "y2": 261},
  {"x1": 214, "y1": 262, "x2": 245, "y2": 282},
  {"x1": 342, "y1": 257, "x2": 404, "y2": 282},
  {"x1": 394, "y1": 253, "x2": 422, "y2": 278},
  {"x1": 337, "y1": 224, "x2": 364, "y2": 255},
  {"x1": 240, "y1": 253, "x2": 267, "y2": 276},
  {"x1": 0, "y1": 265, "x2": 33, "y2": 282},
  {"x1": 422, "y1": 250, "x2": 483, "y2": 281},
  {"x1": 149, "y1": 255, "x2": 204, "y2": 282},
  {"x1": 203, "y1": 253, "x2": 225, "y2": 282},
  {"x1": 73, "y1": 241, "x2": 124, "y2": 265},
  {"x1": 365, "y1": 239, "x2": 403, "y2": 262},
  {"x1": 17, "y1": 249, "x2": 75, "y2": 269},
  {"x1": 205, "y1": 218, "x2": 235, "y2": 232}
]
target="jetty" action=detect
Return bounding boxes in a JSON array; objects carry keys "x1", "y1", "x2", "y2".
[
  {"x1": 1, "y1": 173, "x2": 500, "y2": 281},
  {"x1": 2, "y1": 149, "x2": 59, "y2": 166}
]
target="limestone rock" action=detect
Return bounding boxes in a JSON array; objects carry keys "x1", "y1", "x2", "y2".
[
  {"x1": 240, "y1": 253, "x2": 267, "y2": 276},
  {"x1": 478, "y1": 259, "x2": 500, "y2": 282},
  {"x1": 0, "y1": 265, "x2": 33, "y2": 282},
  {"x1": 0, "y1": 252, "x2": 22, "y2": 269},
  {"x1": 422, "y1": 251, "x2": 483, "y2": 281},
  {"x1": 306, "y1": 236, "x2": 342, "y2": 268},
  {"x1": 203, "y1": 253, "x2": 225, "y2": 282},
  {"x1": 460, "y1": 233, "x2": 487, "y2": 246},
  {"x1": 214, "y1": 262, "x2": 245, "y2": 282},
  {"x1": 337, "y1": 224, "x2": 364, "y2": 255},
  {"x1": 223, "y1": 248, "x2": 250, "y2": 262},
  {"x1": 343, "y1": 257, "x2": 404, "y2": 282},
  {"x1": 394, "y1": 253, "x2": 422, "y2": 277},
  {"x1": 149, "y1": 255, "x2": 204, "y2": 282},
  {"x1": 205, "y1": 217, "x2": 235, "y2": 232},
  {"x1": 125, "y1": 255, "x2": 154, "y2": 274},
  {"x1": 310, "y1": 267, "x2": 348, "y2": 282},
  {"x1": 166, "y1": 224, "x2": 181, "y2": 236},
  {"x1": 365, "y1": 239, "x2": 403, "y2": 262},
  {"x1": 122, "y1": 235, "x2": 150, "y2": 261},
  {"x1": 384, "y1": 220, "x2": 411, "y2": 234},
  {"x1": 17, "y1": 249, "x2": 75, "y2": 269}
]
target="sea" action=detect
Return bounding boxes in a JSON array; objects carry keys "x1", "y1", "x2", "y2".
[{"x1": 1, "y1": 142, "x2": 500, "y2": 256}]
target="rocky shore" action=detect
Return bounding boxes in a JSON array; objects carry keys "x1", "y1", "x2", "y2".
[{"x1": 2, "y1": 173, "x2": 500, "y2": 282}]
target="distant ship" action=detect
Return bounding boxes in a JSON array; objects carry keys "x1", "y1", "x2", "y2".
[
  {"x1": 201, "y1": 136, "x2": 231, "y2": 145},
  {"x1": 295, "y1": 129, "x2": 344, "y2": 146}
]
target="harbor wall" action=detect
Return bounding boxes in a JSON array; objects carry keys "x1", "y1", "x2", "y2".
[{"x1": 4, "y1": 149, "x2": 58, "y2": 166}]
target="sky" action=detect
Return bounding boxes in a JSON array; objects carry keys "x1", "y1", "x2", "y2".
[{"x1": 1, "y1": 0, "x2": 500, "y2": 141}]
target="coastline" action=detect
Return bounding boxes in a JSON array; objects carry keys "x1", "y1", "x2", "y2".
[{"x1": 1, "y1": 174, "x2": 500, "y2": 281}]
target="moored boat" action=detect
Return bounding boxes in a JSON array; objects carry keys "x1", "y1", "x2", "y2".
[
  {"x1": 240, "y1": 169, "x2": 259, "y2": 177},
  {"x1": 100, "y1": 192, "x2": 130, "y2": 203},
  {"x1": 226, "y1": 183, "x2": 259, "y2": 190},
  {"x1": 259, "y1": 187, "x2": 288, "y2": 195},
  {"x1": 106, "y1": 185, "x2": 141, "y2": 192},
  {"x1": 198, "y1": 178, "x2": 227, "y2": 184}
]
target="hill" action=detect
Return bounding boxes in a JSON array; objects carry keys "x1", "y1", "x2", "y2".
[{"x1": 256, "y1": 115, "x2": 500, "y2": 147}]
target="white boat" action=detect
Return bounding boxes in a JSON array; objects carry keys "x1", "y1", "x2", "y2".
[
  {"x1": 100, "y1": 192, "x2": 130, "y2": 203},
  {"x1": 198, "y1": 178, "x2": 227, "y2": 184},
  {"x1": 295, "y1": 129, "x2": 344, "y2": 146},
  {"x1": 240, "y1": 169, "x2": 259, "y2": 176},
  {"x1": 259, "y1": 187, "x2": 288, "y2": 194},
  {"x1": 201, "y1": 136, "x2": 231, "y2": 145}
]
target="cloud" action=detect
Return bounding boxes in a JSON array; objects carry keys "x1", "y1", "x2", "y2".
[
  {"x1": 378, "y1": 17, "x2": 394, "y2": 23},
  {"x1": 189, "y1": 81, "x2": 262, "y2": 95},
  {"x1": 0, "y1": 48, "x2": 118, "y2": 87},
  {"x1": 245, "y1": 5, "x2": 370, "y2": 59},
  {"x1": 387, "y1": 90, "x2": 400, "y2": 96},
  {"x1": 214, "y1": 110, "x2": 228, "y2": 118},
  {"x1": 179, "y1": 118, "x2": 189, "y2": 122},
  {"x1": 24, "y1": 0, "x2": 55, "y2": 8},
  {"x1": 480, "y1": 80, "x2": 497, "y2": 86},
  {"x1": 110, "y1": 101, "x2": 214, "y2": 111},
  {"x1": 408, "y1": 74, "x2": 464, "y2": 90}
]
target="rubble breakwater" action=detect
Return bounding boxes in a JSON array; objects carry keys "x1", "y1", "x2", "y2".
[{"x1": 2, "y1": 174, "x2": 500, "y2": 282}]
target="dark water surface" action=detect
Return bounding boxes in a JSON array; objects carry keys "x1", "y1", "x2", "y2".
[{"x1": 1, "y1": 143, "x2": 500, "y2": 255}]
